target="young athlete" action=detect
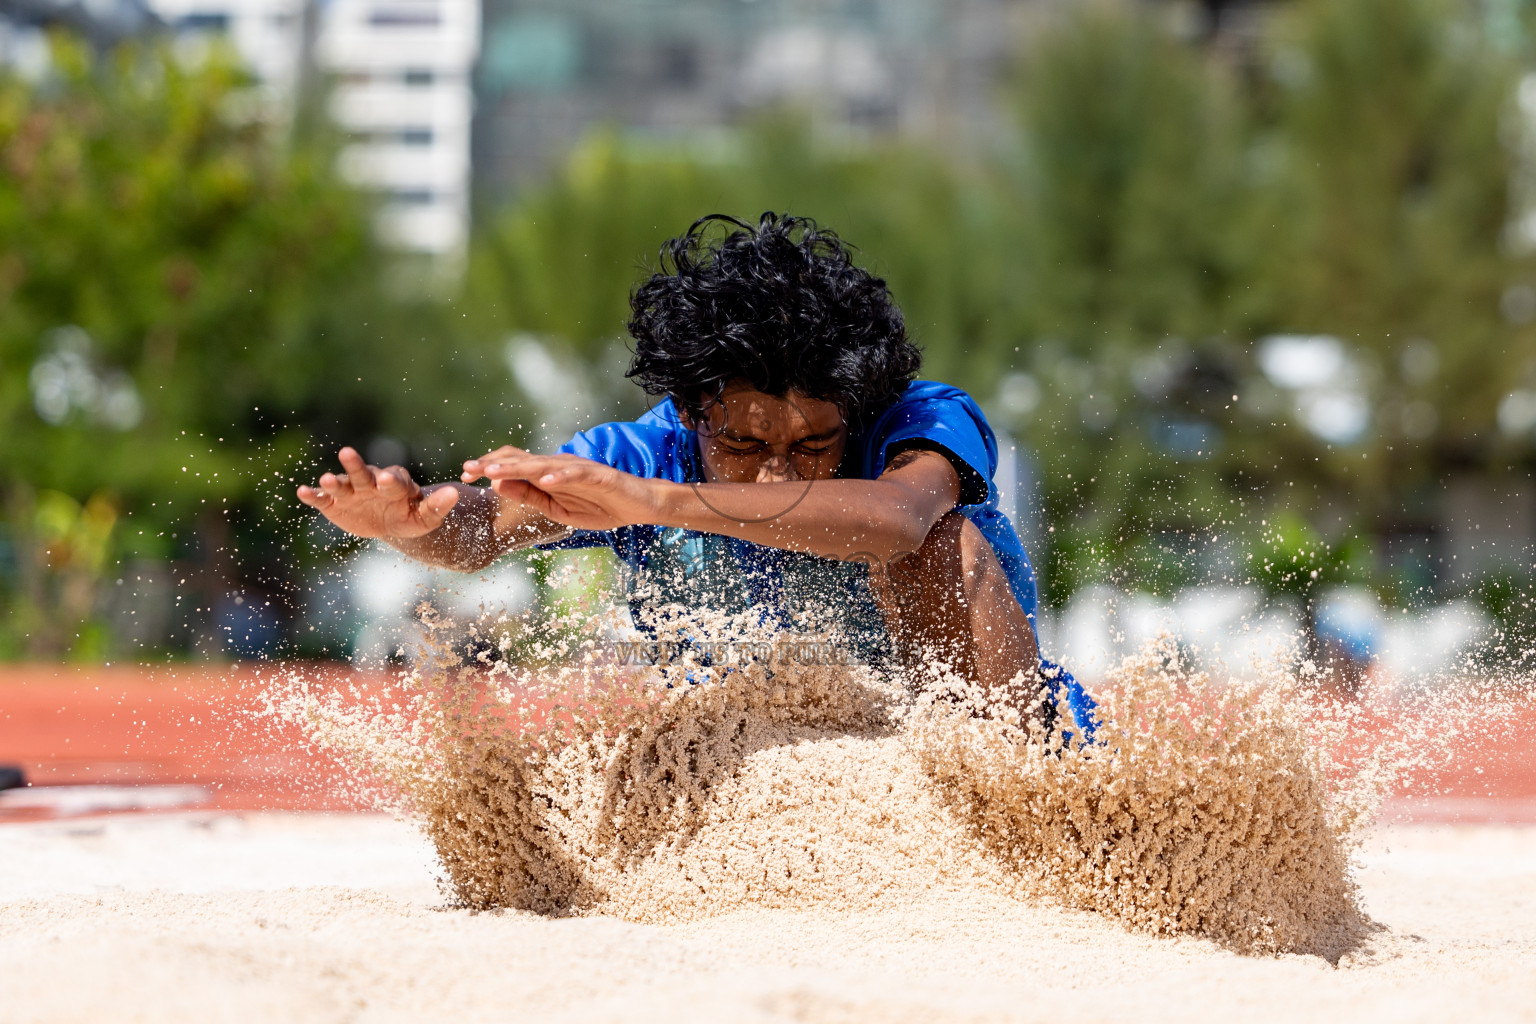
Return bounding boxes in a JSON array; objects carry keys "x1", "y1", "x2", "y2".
[{"x1": 297, "y1": 213, "x2": 1093, "y2": 731}]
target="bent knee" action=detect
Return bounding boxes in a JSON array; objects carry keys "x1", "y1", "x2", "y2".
[
  {"x1": 894, "y1": 511, "x2": 996, "y2": 586},
  {"x1": 951, "y1": 513, "x2": 994, "y2": 575}
]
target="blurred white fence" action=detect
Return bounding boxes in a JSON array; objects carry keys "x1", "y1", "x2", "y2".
[
  {"x1": 1038, "y1": 584, "x2": 1493, "y2": 686},
  {"x1": 305, "y1": 542, "x2": 536, "y2": 663}
]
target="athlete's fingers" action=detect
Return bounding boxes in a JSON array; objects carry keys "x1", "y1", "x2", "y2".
[
  {"x1": 480, "y1": 458, "x2": 552, "y2": 481},
  {"x1": 491, "y1": 477, "x2": 535, "y2": 504},
  {"x1": 533, "y1": 462, "x2": 597, "y2": 487},
  {"x1": 460, "y1": 460, "x2": 496, "y2": 483},
  {"x1": 464, "y1": 447, "x2": 509, "y2": 468},
  {"x1": 296, "y1": 485, "x2": 334, "y2": 509},
  {"x1": 462, "y1": 447, "x2": 532, "y2": 482},
  {"x1": 318, "y1": 471, "x2": 352, "y2": 497},
  {"x1": 375, "y1": 466, "x2": 413, "y2": 498},
  {"x1": 483, "y1": 455, "x2": 587, "y2": 484},
  {"x1": 337, "y1": 447, "x2": 376, "y2": 489},
  {"x1": 463, "y1": 445, "x2": 528, "y2": 473},
  {"x1": 527, "y1": 460, "x2": 610, "y2": 494},
  {"x1": 416, "y1": 485, "x2": 460, "y2": 529},
  {"x1": 494, "y1": 477, "x2": 558, "y2": 518}
]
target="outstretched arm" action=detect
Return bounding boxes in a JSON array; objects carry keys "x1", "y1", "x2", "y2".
[
  {"x1": 467, "y1": 447, "x2": 962, "y2": 567},
  {"x1": 297, "y1": 446, "x2": 570, "y2": 572}
]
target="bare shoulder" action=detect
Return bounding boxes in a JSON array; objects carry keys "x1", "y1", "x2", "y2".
[
  {"x1": 882, "y1": 446, "x2": 957, "y2": 478},
  {"x1": 878, "y1": 445, "x2": 961, "y2": 503}
]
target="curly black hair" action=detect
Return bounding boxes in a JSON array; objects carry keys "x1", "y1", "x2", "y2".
[{"x1": 626, "y1": 212, "x2": 922, "y2": 426}]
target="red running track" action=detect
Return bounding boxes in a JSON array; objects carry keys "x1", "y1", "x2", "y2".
[{"x1": 0, "y1": 662, "x2": 375, "y2": 821}]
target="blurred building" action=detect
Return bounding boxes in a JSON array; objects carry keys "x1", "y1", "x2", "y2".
[
  {"x1": 2, "y1": 0, "x2": 481, "y2": 259},
  {"x1": 320, "y1": 0, "x2": 479, "y2": 257},
  {"x1": 141, "y1": 0, "x2": 305, "y2": 92},
  {"x1": 0, "y1": 0, "x2": 160, "y2": 53},
  {"x1": 1, "y1": 0, "x2": 1283, "y2": 250},
  {"x1": 148, "y1": 0, "x2": 480, "y2": 259},
  {"x1": 471, "y1": 0, "x2": 1037, "y2": 197}
]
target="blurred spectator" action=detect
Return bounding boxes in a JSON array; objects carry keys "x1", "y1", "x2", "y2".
[
  {"x1": 215, "y1": 592, "x2": 285, "y2": 659},
  {"x1": 1314, "y1": 587, "x2": 1383, "y2": 697},
  {"x1": 340, "y1": 543, "x2": 537, "y2": 665}
]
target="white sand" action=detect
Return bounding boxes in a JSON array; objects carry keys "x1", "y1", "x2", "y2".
[
  {"x1": 1, "y1": 811, "x2": 1532, "y2": 1023},
  {"x1": 289, "y1": 637, "x2": 1368, "y2": 952}
]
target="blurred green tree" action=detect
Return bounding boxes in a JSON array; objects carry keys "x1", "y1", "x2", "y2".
[
  {"x1": 0, "y1": 38, "x2": 469, "y2": 656},
  {"x1": 994, "y1": 2, "x2": 1258, "y2": 600},
  {"x1": 1009, "y1": 2, "x2": 1251, "y2": 350},
  {"x1": 997, "y1": 0, "x2": 1536, "y2": 614},
  {"x1": 462, "y1": 116, "x2": 1009, "y2": 419},
  {"x1": 9, "y1": 0, "x2": 1536, "y2": 661},
  {"x1": 1259, "y1": 0, "x2": 1531, "y2": 505}
]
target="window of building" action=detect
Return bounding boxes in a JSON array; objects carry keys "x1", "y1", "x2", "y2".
[
  {"x1": 480, "y1": 15, "x2": 580, "y2": 94},
  {"x1": 177, "y1": 12, "x2": 231, "y2": 33},
  {"x1": 369, "y1": 8, "x2": 441, "y2": 28},
  {"x1": 658, "y1": 41, "x2": 699, "y2": 88}
]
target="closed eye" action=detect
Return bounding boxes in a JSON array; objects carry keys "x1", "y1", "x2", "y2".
[{"x1": 715, "y1": 440, "x2": 836, "y2": 456}]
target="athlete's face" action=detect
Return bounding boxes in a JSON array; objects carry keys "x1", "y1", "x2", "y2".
[{"x1": 683, "y1": 384, "x2": 847, "y2": 485}]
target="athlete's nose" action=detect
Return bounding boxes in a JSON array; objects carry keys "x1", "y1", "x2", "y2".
[{"x1": 755, "y1": 454, "x2": 801, "y2": 483}]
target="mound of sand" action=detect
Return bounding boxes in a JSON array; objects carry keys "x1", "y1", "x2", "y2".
[{"x1": 272, "y1": 615, "x2": 1471, "y2": 957}]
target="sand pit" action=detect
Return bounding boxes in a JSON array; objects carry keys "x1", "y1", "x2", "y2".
[
  {"x1": 0, "y1": 812, "x2": 1533, "y2": 1023},
  {"x1": 4, "y1": 625, "x2": 1532, "y2": 1021},
  {"x1": 265, "y1": 623, "x2": 1522, "y2": 957}
]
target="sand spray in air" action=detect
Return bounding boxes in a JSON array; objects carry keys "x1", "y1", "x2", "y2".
[{"x1": 266, "y1": 594, "x2": 1523, "y2": 956}]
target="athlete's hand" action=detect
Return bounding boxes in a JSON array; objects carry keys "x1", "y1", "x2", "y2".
[
  {"x1": 297, "y1": 447, "x2": 461, "y2": 539},
  {"x1": 460, "y1": 445, "x2": 534, "y2": 485},
  {"x1": 465, "y1": 448, "x2": 663, "y2": 533}
]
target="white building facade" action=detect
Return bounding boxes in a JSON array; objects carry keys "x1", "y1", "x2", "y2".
[
  {"x1": 321, "y1": 0, "x2": 477, "y2": 258},
  {"x1": 139, "y1": 0, "x2": 479, "y2": 259}
]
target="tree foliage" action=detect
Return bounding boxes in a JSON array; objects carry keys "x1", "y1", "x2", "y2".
[
  {"x1": 7, "y1": 0, "x2": 1536, "y2": 659},
  {"x1": 0, "y1": 39, "x2": 472, "y2": 654},
  {"x1": 1007, "y1": 0, "x2": 1533, "y2": 603}
]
